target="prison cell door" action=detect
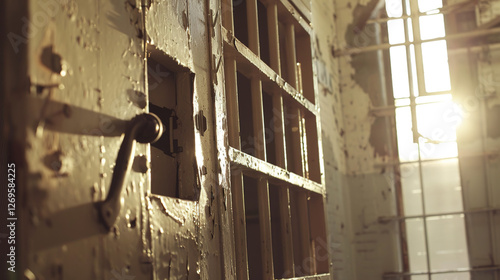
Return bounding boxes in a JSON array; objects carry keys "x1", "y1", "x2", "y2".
[{"x1": 11, "y1": 0, "x2": 222, "y2": 279}]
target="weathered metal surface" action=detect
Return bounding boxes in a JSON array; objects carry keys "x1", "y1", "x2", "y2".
[
  {"x1": 228, "y1": 147, "x2": 323, "y2": 195},
  {"x1": 2, "y1": 0, "x2": 222, "y2": 279},
  {"x1": 221, "y1": 27, "x2": 318, "y2": 115}
]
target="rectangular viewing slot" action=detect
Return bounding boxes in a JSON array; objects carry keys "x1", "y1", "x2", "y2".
[{"x1": 147, "y1": 45, "x2": 198, "y2": 200}]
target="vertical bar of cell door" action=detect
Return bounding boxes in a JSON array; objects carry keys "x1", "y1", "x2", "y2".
[
  {"x1": 284, "y1": 23, "x2": 305, "y2": 176},
  {"x1": 250, "y1": 77, "x2": 275, "y2": 280},
  {"x1": 267, "y1": 1, "x2": 280, "y2": 76},
  {"x1": 285, "y1": 23, "x2": 297, "y2": 88},
  {"x1": 284, "y1": 24, "x2": 312, "y2": 271},
  {"x1": 267, "y1": 1, "x2": 286, "y2": 169},
  {"x1": 296, "y1": 63, "x2": 309, "y2": 179},
  {"x1": 246, "y1": 0, "x2": 260, "y2": 55},
  {"x1": 308, "y1": 194, "x2": 329, "y2": 274},
  {"x1": 248, "y1": 1, "x2": 273, "y2": 278},
  {"x1": 225, "y1": 56, "x2": 250, "y2": 280},
  {"x1": 221, "y1": 0, "x2": 234, "y2": 32},
  {"x1": 297, "y1": 191, "x2": 314, "y2": 275},
  {"x1": 268, "y1": 3, "x2": 295, "y2": 276}
]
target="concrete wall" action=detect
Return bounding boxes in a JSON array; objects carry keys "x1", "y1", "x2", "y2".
[
  {"x1": 320, "y1": 0, "x2": 500, "y2": 279},
  {"x1": 311, "y1": 1, "x2": 355, "y2": 279},
  {"x1": 315, "y1": 0, "x2": 403, "y2": 279}
]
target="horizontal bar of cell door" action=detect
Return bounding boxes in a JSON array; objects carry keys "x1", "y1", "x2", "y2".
[
  {"x1": 222, "y1": 27, "x2": 317, "y2": 115},
  {"x1": 229, "y1": 147, "x2": 324, "y2": 195}
]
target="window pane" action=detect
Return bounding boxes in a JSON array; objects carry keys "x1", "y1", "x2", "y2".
[
  {"x1": 390, "y1": 46, "x2": 411, "y2": 98},
  {"x1": 401, "y1": 163, "x2": 423, "y2": 216},
  {"x1": 419, "y1": 141, "x2": 458, "y2": 160},
  {"x1": 416, "y1": 99, "x2": 459, "y2": 142},
  {"x1": 388, "y1": 19, "x2": 406, "y2": 44},
  {"x1": 415, "y1": 100, "x2": 461, "y2": 160},
  {"x1": 421, "y1": 40, "x2": 451, "y2": 93},
  {"x1": 416, "y1": 94, "x2": 452, "y2": 105},
  {"x1": 419, "y1": 14, "x2": 445, "y2": 40},
  {"x1": 396, "y1": 106, "x2": 419, "y2": 161},
  {"x1": 406, "y1": 218, "x2": 428, "y2": 272},
  {"x1": 386, "y1": 0, "x2": 403, "y2": 17},
  {"x1": 395, "y1": 98, "x2": 411, "y2": 107},
  {"x1": 418, "y1": 0, "x2": 443, "y2": 13},
  {"x1": 411, "y1": 276, "x2": 428, "y2": 280},
  {"x1": 427, "y1": 215, "x2": 469, "y2": 271},
  {"x1": 421, "y1": 159, "x2": 463, "y2": 214}
]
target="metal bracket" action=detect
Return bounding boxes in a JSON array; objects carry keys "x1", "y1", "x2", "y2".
[
  {"x1": 150, "y1": 103, "x2": 183, "y2": 156},
  {"x1": 195, "y1": 110, "x2": 207, "y2": 136}
]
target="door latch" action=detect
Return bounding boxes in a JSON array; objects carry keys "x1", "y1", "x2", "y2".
[{"x1": 98, "y1": 113, "x2": 163, "y2": 230}]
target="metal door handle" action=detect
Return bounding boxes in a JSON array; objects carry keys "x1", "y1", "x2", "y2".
[{"x1": 98, "y1": 113, "x2": 163, "y2": 230}]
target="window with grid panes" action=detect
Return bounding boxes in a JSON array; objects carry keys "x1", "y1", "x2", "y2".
[{"x1": 220, "y1": 0, "x2": 329, "y2": 279}]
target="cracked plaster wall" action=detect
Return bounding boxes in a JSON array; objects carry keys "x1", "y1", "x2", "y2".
[{"x1": 327, "y1": 0, "x2": 402, "y2": 279}]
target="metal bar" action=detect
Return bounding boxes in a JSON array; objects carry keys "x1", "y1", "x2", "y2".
[
  {"x1": 256, "y1": 177, "x2": 275, "y2": 280},
  {"x1": 276, "y1": 0, "x2": 312, "y2": 35},
  {"x1": 383, "y1": 266, "x2": 500, "y2": 278},
  {"x1": 267, "y1": 0, "x2": 281, "y2": 76},
  {"x1": 374, "y1": 150, "x2": 500, "y2": 167},
  {"x1": 250, "y1": 76, "x2": 275, "y2": 280},
  {"x1": 284, "y1": 23, "x2": 305, "y2": 177},
  {"x1": 267, "y1": 1, "x2": 295, "y2": 276},
  {"x1": 308, "y1": 194, "x2": 329, "y2": 274},
  {"x1": 247, "y1": 0, "x2": 260, "y2": 55},
  {"x1": 285, "y1": 23, "x2": 298, "y2": 90},
  {"x1": 224, "y1": 55, "x2": 250, "y2": 280},
  {"x1": 379, "y1": 207, "x2": 500, "y2": 222},
  {"x1": 409, "y1": 0, "x2": 426, "y2": 108},
  {"x1": 366, "y1": 0, "x2": 477, "y2": 25},
  {"x1": 296, "y1": 64, "x2": 309, "y2": 179},
  {"x1": 278, "y1": 186, "x2": 295, "y2": 277},
  {"x1": 296, "y1": 191, "x2": 313, "y2": 275},
  {"x1": 246, "y1": 4, "x2": 274, "y2": 273},
  {"x1": 222, "y1": 27, "x2": 317, "y2": 115},
  {"x1": 228, "y1": 147, "x2": 324, "y2": 195},
  {"x1": 221, "y1": 0, "x2": 234, "y2": 32},
  {"x1": 335, "y1": 26, "x2": 500, "y2": 57},
  {"x1": 231, "y1": 174, "x2": 249, "y2": 280}
]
